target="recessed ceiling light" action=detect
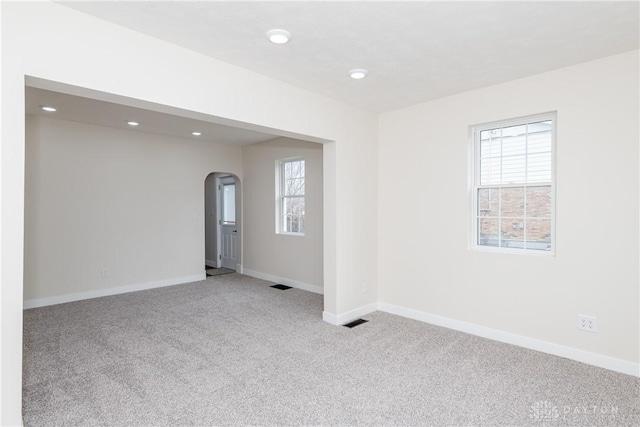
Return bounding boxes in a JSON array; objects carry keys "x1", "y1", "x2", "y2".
[
  {"x1": 127, "y1": 121, "x2": 139, "y2": 126},
  {"x1": 192, "y1": 131, "x2": 202, "y2": 136},
  {"x1": 41, "y1": 106, "x2": 57, "y2": 112},
  {"x1": 266, "y1": 29, "x2": 291, "y2": 44},
  {"x1": 349, "y1": 69, "x2": 368, "y2": 80}
]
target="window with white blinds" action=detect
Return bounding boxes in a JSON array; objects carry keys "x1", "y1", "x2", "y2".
[{"x1": 472, "y1": 113, "x2": 555, "y2": 254}]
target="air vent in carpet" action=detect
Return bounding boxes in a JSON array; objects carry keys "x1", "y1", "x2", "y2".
[
  {"x1": 343, "y1": 319, "x2": 368, "y2": 328},
  {"x1": 270, "y1": 284, "x2": 292, "y2": 290}
]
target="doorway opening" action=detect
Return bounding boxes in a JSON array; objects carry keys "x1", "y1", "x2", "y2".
[{"x1": 205, "y1": 173, "x2": 241, "y2": 275}]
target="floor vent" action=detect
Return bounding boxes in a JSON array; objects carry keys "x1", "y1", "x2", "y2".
[
  {"x1": 343, "y1": 319, "x2": 368, "y2": 328},
  {"x1": 270, "y1": 284, "x2": 293, "y2": 290}
]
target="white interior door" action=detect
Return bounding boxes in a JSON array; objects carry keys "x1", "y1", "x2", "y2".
[{"x1": 220, "y1": 178, "x2": 237, "y2": 270}]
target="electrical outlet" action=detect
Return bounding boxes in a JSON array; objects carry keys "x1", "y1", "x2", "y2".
[
  {"x1": 101, "y1": 268, "x2": 110, "y2": 278},
  {"x1": 577, "y1": 314, "x2": 597, "y2": 333}
]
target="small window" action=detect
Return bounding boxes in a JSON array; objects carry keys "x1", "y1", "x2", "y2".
[
  {"x1": 277, "y1": 158, "x2": 305, "y2": 235},
  {"x1": 471, "y1": 113, "x2": 555, "y2": 254},
  {"x1": 221, "y1": 183, "x2": 236, "y2": 225}
]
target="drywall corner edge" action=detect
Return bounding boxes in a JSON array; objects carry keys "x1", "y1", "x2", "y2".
[{"x1": 323, "y1": 303, "x2": 379, "y2": 326}]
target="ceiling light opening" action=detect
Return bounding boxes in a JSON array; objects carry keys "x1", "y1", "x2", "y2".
[
  {"x1": 41, "y1": 106, "x2": 57, "y2": 112},
  {"x1": 266, "y1": 29, "x2": 291, "y2": 44},
  {"x1": 349, "y1": 69, "x2": 368, "y2": 80},
  {"x1": 192, "y1": 131, "x2": 202, "y2": 136},
  {"x1": 127, "y1": 121, "x2": 139, "y2": 126}
]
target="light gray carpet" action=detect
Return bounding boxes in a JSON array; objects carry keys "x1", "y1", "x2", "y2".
[{"x1": 23, "y1": 274, "x2": 640, "y2": 426}]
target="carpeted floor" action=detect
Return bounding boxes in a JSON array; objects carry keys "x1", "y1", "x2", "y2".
[{"x1": 23, "y1": 274, "x2": 640, "y2": 426}]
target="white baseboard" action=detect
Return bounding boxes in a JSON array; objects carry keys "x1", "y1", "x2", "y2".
[
  {"x1": 242, "y1": 268, "x2": 323, "y2": 294},
  {"x1": 23, "y1": 274, "x2": 206, "y2": 309},
  {"x1": 322, "y1": 311, "x2": 339, "y2": 325},
  {"x1": 205, "y1": 259, "x2": 217, "y2": 267},
  {"x1": 378, "y1": 302, "x2": 639, "y2": 378},
  {"x1": 323, "y1": 302, "x2": 378, "y2": 326},
  {"x1": 236, "y1": 263, "x2": 243, "y2": 274}
]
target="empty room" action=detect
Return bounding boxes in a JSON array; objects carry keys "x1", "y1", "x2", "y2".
[{"x1": 1, "y1": 1, "x2": 639, "y2": 426}]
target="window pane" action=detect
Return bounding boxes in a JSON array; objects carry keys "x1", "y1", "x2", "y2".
[
  {"x1": 526, "y1": 219, "x2": 552, "y2": 251},
  {"x1": 527, "y1": 124, "x2": 552, "y2": 154},
  {"x1": 478, "y1": 188, "x2": 499, "y2": 217},
  {"x1": 222, "y1": 184, "x2": 235, "y2": 224},
  {"x1": 501, "y1": 218, "x2": 525, "y2": 249},
  {"x1": 527, "y1": 152, "x2": 552, "y2": 183},
  {"x1": 478, "y1": 218, "x2": 499, "y2": 247},
  {"x1": 283, "y1": 196, "x2": 305, "y2": 233},
  {"x1": 288, "y1": 196, "x2": 304, "y2": 215},
  {"x1": 502, "y1": 124, "x2": 527, "y2": 139},
  {"x1": 501, "y1": 124, "x2": 526, "y2": 157},
  {"x1": 285, "y1": 177, "x2": 304, "y2": 196},
  {"x1": 526, "y1": 186, "x2": 552, "y2": 218},
  {"x1": 285, "y1": 160, "x2": 303, "y2": 180},
  {"x1": 480, "y1": 157, "x2": 501, "y2": 185},
  {"x1": 500, "y1": 187, "x2": 524, "y2": 218},
  {"x1": 502, "y1": 155, "x2": 526, "y2": 184},
  {"x1": 285, "y1": 212, "x2": 293, "y2": 233},
  {"x1": 480, "y1": 130, "x2": 501, "y2": 158}
]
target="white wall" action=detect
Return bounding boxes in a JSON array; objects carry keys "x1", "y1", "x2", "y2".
[
  {"x1": 242, "y1": 138, "x2": 323, "y2": 292},
  {"x1": 378, "y1": 51, "x2": 639, "y2": 368},
  {"x1": 24, "y1": 115, "x2": 242, "y2": 303},
  {"x1": 1, "y1": 2, "x2": 378, "y2": 423}
]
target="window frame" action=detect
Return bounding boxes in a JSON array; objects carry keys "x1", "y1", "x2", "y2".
[
  {"x1": 470, "y1": 112, "x2": 557, "y2": 256},
  {"x1": 276, "y1": 157, "x2": 306, "y2": 236}
]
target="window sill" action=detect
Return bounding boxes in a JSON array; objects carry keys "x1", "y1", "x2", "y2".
[
  {"x1": 470, "y1": 245, "x2": 555, "y2": 257},
  {"x1": 277, "y1": 232, "x2": 305, "y2": 237}
]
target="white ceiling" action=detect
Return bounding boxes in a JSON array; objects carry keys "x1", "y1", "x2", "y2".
[
  {"x1": 60, "y1": 1, "x2": 639, "y2": 113},
  {"x1": 26, "y1": 87, "x2": 280, "y2": 146}
]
